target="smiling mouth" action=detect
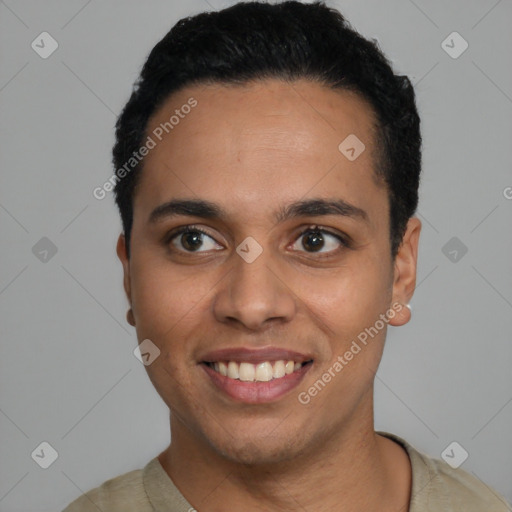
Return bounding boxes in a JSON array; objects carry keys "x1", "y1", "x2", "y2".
[{"x1": 203, "y1": 359, "x2": 314, "y2": 383}]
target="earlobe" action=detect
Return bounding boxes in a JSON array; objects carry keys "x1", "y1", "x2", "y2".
[
  {"x1": 388, "y1": 302, "x2": 412, "y2": 326},
  {"x1": 126, "y1": 308, "x2": 136, "y2": 326},
  {"x1": 388, "y1": 217, "x2": 421, "y2": 327}
]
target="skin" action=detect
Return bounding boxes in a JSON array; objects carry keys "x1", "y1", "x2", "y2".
[{"x1": 117, "y1": 78, "x2": 421, "y2": 511}]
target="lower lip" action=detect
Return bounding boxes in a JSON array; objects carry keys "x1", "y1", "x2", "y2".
[{"x1": 201, "y1": 363, "x2": 312, "y2": 404}]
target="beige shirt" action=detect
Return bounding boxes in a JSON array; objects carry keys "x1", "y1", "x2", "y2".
[{"x1": 62, "y1": 431, "x2": 511, "y2": 511}]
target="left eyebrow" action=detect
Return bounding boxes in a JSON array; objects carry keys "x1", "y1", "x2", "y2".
[
  {"x1": 275, "y1": 198, "x2": 369, "y2": 224},
  {"x1": 148, "y1": 197, "x2": 369, "y2": 225}
]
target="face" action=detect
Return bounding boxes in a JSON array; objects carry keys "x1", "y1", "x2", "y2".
[{"x1": 117, "y1": 79, "x2": 420, "y2": 464}]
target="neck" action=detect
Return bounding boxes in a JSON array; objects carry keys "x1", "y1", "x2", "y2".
[{"x1": 158, "y1": 394, "x2": 411, "y2": 511}]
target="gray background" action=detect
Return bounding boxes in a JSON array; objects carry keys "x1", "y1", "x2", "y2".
[{"x1": 1, "y1": 0, "x2": 511, "y2": 510}]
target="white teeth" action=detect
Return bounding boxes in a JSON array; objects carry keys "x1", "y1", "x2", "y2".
[
  {"x1": 227, "y1": 361, "x2": 239, "y2": 379},
  {"x1": 239, "y1": 362, "x2": 255, "y2": 381},
  {"x1": 255, "y1": 362, "x2": 273, "y2": 382},
  {"x1": 218, "y1": 361, "x2": 228, "y2": 376},
  {"x1": 210, "y1": 359, "x2": 307, "y2": 382},
  {"x1": 273, "y1": 360, "x2": 286, "y2": 378}
]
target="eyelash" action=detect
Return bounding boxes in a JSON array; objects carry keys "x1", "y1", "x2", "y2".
[{"x1": 164, "y1": 224, "x2": 350, "y2": 255}]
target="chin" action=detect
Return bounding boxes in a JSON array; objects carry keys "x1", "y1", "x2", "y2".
[
  {"x1": 212, "y1": 437, "x2": 301, "y2": 466},
  {"x1": 202, "y1": 421, "x2": 311, "y2": 466}
]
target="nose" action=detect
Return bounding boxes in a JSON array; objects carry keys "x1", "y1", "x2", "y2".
[{"x1": 212, "y1": 247, "x2": 296, "y2": 331}]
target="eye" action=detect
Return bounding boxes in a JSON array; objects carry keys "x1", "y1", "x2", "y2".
[
  {"x1": 290, "y1": 225, "x2": 348, "y2": 254},
  {"x1": 166, "y1": 225, "x2": 223, "y2": 253}
]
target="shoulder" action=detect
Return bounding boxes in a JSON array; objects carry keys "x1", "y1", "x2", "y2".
[
  {"x1": 423, "y1": 456, "x2": 511, "y2": 511},
  {"x1": 378, "y1": 431, "x2": 511, "y2": 512},
  {"x1": 62, "y1": 464, "x2": 150, "y2": 512}
]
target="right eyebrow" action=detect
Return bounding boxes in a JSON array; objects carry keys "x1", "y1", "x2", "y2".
[{"x1": 148, "y1": 199, "x2": 224, "y2": 224}]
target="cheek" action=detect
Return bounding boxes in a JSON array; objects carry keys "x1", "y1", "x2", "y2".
[
  {"x1": 295, "y1": 255, "x2": 392, "y2": 336},
  {"x1": 129, "y1": 251, "x2": 212, "y2": 340}
]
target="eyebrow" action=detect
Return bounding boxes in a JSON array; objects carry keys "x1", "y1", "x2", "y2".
[{"x1": 148, "y1": 197, "x2": 369, "y2": 225}]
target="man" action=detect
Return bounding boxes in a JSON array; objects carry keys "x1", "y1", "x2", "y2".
[{"x1": 64, "y1": 1, "x2": 510, "y2": 511}]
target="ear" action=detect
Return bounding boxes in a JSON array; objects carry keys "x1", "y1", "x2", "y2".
[
  {"x1": 388, "y1": 217, "x2": 421, "y2": 327},
  {"x1": 116, "y1": 234, "x2": 131, "y2": 306}
]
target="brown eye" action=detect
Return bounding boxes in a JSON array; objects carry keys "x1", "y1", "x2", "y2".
[
  {"x1": 302, "y1": 230, "x2": 325, "y2": 252},
  {"x1": 167, "y1": 226, "x2": 222, "y2": 253},
  {"x1": 179, "y1": 231, "x2": 204, "y2": 251},
  {"x1": 291, "y1": 227, "x2": 347, "y2": 254}
]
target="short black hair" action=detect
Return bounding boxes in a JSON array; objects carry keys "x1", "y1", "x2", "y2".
[{"x1": 113, "y1": 0, "x2": 421, "y2": 258}]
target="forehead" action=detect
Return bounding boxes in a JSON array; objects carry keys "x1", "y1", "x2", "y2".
[{"x1": 134, "y1": 79, "x2": 387, "y2": 229}]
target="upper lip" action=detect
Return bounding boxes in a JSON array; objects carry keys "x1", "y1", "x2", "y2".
[{"x1": 200, "y1": 346, "x2": 313, "y2": 364}]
